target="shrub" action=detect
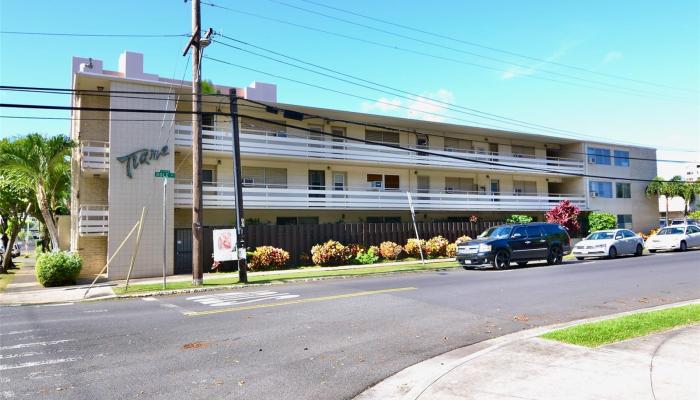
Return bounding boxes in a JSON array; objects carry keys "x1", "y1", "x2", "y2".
[
  {"x1": 311, "y1": 240, "x2": 350, "y2": 266},
  {"x1": 455, "y1": 235, "x2": 472, "y2": 245},
  {"x1": 379, "y1": 241, "x2": 403, "y2": 260},
  {"x1": 346, "y1": 244, "x2": 365, "y2": 260},
  {"x1": 35, "y1": 251, "x2": 82, "y2": 287},
  {"x1": 368, "y1": 246, "x2": 380, "y2": 258},
  {"x1": 689, "y1": 210, "x2": 700, "y2": 220},
  {"x1": 355, "y1": 248, "x2": 380, "y2": 264},
  {"x1": 545, "y1": 200, "x2": 581, "y2": 235},
  {"x1": 588, "y1": 212, "x2": 617, "y2": 232},
  {"x1": 446, "y1": 243, "x2": 457, "y2": 257},
  {"x1": 425, "y1": 236, "x2": 449, "y2": 258},
  {"x1": 248, "y1": 246, "x2": 290, "y2": 271},
  {"x1": 404, "y1": 238, "x2": 426, "y2": 258},
  {"x1": 506, "y1": 214, "x2": 533, "y2": 224},
  {"x1": 637, "y1": 228, "x2": 659, "y2": 241}
]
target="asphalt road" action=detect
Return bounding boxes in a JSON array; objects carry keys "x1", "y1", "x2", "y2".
[{"x1": 1, "y1": 251, "x2": 699, "y2": 400}]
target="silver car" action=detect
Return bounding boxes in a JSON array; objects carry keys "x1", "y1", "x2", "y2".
[{"x1": 573, "y1": 229, "x2": 644, "y2": 260}]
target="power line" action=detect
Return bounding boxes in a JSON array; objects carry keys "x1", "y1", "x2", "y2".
[
  {"x1": 202, "y1": 1, "x2": 690, "y2": 102},
  {"x1": 297, "y1": 0, "x2": 696, "y2": 94},
  {"x1": 1, "y1": 101, "x2": 692, "y2": 183},
  {"x1": 263, "y1": 0, "x2": 684, "y2": 99},
  {"x1": 0, "y1": 31, "x2": 189, "y2": 38},
  {"x1": 204, "y1": 54, "x2": 696, "y2": 152},
  {"x1": 213, "y1": 34, "x2": 649, "y2": 144}
]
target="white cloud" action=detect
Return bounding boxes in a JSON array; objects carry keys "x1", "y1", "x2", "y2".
[
  {"x1": 406, "y1": 89, "x2": 455, "y2": 122},
  {"x1": 602, "y1": 51, "x2": 623, "y2": 65},
  {"x1": 360, "y1": 97, "x2": 401, "y2": 112}
]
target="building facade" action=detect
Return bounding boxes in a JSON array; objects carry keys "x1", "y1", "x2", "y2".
[
  {"x1": 70, "y1": 52, "x2": 659, "y2": 279},
  {"x1": 658, "y1": 163, "x2": 700, "y2": 220}
]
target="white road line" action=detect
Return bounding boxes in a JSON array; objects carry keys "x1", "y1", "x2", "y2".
[
  {"x1": 141, "y1": 297, "x2": 159, "y2": 302},
  {"x1": 39, "y1": 303, "x2": 74, "y2": 307},
  {"x1": 187, "y1": 291, "x2": 301, "y2": 307},
  {"x1": 0, "y1": 357, "x2": 81, "y2": 371},
  {"x1": 0, "y1": 339, "x2": 74, "y2": 351},
  {"x1": 0, "y1": 352, "x2": 43, "y2": 360},
  {"x1": 82, "y1": 309, "x2": 108, "y2": 313},
  {"x1": 0, "y1": 330, "x2": 35, "y2": 336}
]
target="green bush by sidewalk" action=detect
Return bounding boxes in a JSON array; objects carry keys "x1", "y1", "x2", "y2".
[
  {"x1": 35, "y1": 251, "x2": 82, "y2": 287},
  {"x1": 588, "y1": 211, "x2": 617, "y2": 232}
]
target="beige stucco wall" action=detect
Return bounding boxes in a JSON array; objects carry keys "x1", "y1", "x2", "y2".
[
  {"x1": 106, "y1": 81, "x2": 175, "y2": 279},
  {"x1": 56, "y1": 215, "x2": 71, "y2": 251}
]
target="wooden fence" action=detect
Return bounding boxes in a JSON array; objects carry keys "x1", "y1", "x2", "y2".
[{"x1": 197, "y1": 221, "x2": 501, "y2": 267}]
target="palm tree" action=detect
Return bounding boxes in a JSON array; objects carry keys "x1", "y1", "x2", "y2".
[
  {"x1": 678, "y1": 180, "x2": 700, "y2": 222},
  {"x1": 0, "y1": 134, "x2": 73, "y2": 250},
  {"x1": 646, "y1": 176, "x2": 682, "y2": 226}
]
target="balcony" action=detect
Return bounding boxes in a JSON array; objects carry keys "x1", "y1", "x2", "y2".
[
  {"x1": 173, "y1": 126, "x2": 584, "y2": 176},
  {"x1": 174, "y1": 182, "x2": 586, "y2": 211},
  {"x1": 79, "y1": 205, "x2": 109, "y2": 236},
  {"x1": 80, "y1": 141, "x2": 109, "y2": 174}
]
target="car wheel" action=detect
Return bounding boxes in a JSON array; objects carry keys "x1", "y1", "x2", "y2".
[
  {"x1": 547, "y1": 246, "x2": 563, "y2": 265},
  {"x1": 679, "y1": 241, "x2": 687, "y2": 252},
  {"x1": 649, "y1": 249, "x2": 657, "y2": 253},
  {"x1": 575, "y1": 257, "x2": 585, "y2": 261},
  {"x1": 492, "y1": 250, "x2": 511, "y2": 270},
  {"x1": 634, "y1": 244, "x2": 643, "y2": 257},
  {"x1": 608, "y1": 246, "x2": 618, "y2": 259},
  {"x1": 517, "y1": 261, "x2": 528, "y2": 267}
]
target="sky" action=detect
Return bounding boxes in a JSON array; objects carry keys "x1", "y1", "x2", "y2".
[{"x1": 1, "y1": 0, "x2": 698, "y2": 177}]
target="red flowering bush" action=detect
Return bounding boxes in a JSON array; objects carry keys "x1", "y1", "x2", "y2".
[
  {"x1": 248, "y1": 246, "x2": 290, "y2": 271},
  {"x1": 469, "y1": 215, "x2": 478, "y2": 223},
  {"x1": 404, "y1": 238, "x2": 426, "y2": 258},
  {"x1": 379, "y1": 241, "x2": 403, "y2": 260},
  {"x1": 545, "y1": 200, "x2": 581, "y2": 235},
  {"x1": 425, "y1": 236, "x2": 449, "y2": 258},
  {"x1": 311, "y1": 240, "x2": 351, "y2": 266},
  {"x1": 368, "y1": 246, "x2": 380, "y2": 258},
  {"x1": 346, "y1": 243, "x2": 365, "y2": 259}
]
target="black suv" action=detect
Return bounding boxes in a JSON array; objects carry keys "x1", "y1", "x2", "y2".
[{"x1": 456, "y1": 223, "x2": 572, "y2": 270}]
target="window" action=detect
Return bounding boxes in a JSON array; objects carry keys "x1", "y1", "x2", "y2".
[
  {"x1": 240, "y1": 117, "x2": 287, "y2": 136},
  {"x1": 202, "y1": 169, "x2": 215, "y2": 184},
  {"x1": 589, "y1": 181, "x2": 613, "y2": 198},
  {"x1": 367, "y1": 174, "x2": 399, "y2": 190},
  {"x1": 588, "y1": 147, "x2": 611, "y2": 165},
  {"x1": 512, "y1": 145, "x2": 536, "y2": 158},
  {"x1": 366, "y1": 130, "x2": 399, "y2": 144},
  {"x1": 242, "y1": 167, "x2": 287, "y2": 188},
  {"x1": 511, "y1": 227, "x2": 527, "y2": 238},
  {"x1": 445, "y1": 177, "x2": 476, "y2": 193},
  {"x1": 525, "y1": 226, "x2": 543, "y2": 237},
  {"x1": 385, "y1": 175, "x2": 400, "y2": 190},
  {"x1": 332, "y1": 171, "x2": 347, "y2": 191},
  {"x1": 444, "y1": 137, "x2": 472, "y2": 152},
  {"x1": 617, "y1": 214, "x2": 633, "y2": 229},
  {"x1": 416, "y1": 134, "x2": 429, "y2": 148},
  {"x1": 201, "y1": 113, "x2": 215, "y2": 129},
  {"x1": 616, "y1": 182, "x2": 631, "y2": 198},
  {"x1": 366, "y1": 216, "x2": 401, "y2": 223},
  {"x1": 614, "y1": 150, "x2": 630, "y2": 167},
  {"x1": 687, "y1": 226, "x2": 700, "y2": 234},
  {"x1": 513, "y1": 180, "x2": 537, "y2": 195},
  {"x1": 621, "y1": 230, "x2": 636, "y2": 238}
]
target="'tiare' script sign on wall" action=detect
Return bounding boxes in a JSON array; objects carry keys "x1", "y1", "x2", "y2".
[{"x1": 117, "y1": 145, "x2": 169, "y2": 178}]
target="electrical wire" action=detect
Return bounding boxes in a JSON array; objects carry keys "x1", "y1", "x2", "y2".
[
  {"x1": 296, "y1": 0, "x2": 696, "y2": 93},
  {"x1": 0, "y1": 31, "x2": 189, "y2": 38},
  {"x1": 0, "y1": 101, "x2": 692, "y2": 183}
]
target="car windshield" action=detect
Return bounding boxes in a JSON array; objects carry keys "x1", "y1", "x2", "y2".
[
  {"x1": 658, "y1": 227, "x2": 685, "y2": 235},
  {"x1": 478, "y1": 226, "x2": 512, "y2": 239},
  {"x1": 586, "y1": 231, "x2": 615, "y2": 240}
]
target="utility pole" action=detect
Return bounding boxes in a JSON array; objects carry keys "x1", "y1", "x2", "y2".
[
  {"x1": 183, "y1": 0, "x2": 203, "y2": 285},
  {"x1": 229, "y1": 89, "x2": 248, "y2": 283}
]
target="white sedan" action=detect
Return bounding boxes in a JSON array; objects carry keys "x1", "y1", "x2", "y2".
[
  {"x1": 646, "y1": 225, "x2": 700, "y2": 252},
  {"x1": 573, "y1": 229, "x2": 645, "y2": 260}
]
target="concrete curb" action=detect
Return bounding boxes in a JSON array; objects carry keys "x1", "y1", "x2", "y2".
[{"x1": 354, "y1": 298, "x2": 700, "y2": 400}]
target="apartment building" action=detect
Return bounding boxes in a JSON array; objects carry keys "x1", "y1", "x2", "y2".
[{"x1": 71, "y1": 52, "x2": 658, "y2": 279}]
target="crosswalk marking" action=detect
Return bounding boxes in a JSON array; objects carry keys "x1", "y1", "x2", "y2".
[
  {"x1": 0, "y1": 339, "x2": 74, "y2": 351},
  {"x1": 0, "y1": 357, "x2": 81, "y2": 371},
  {"x1": 0, "y1": 330, "x2": 35, "y2": 336},
  {"x1": 186, "y1": 290, "x2": 300, "y2": 307},
  {"x1": 0, "y1": 352, "x2": 43, "y2": 360}
]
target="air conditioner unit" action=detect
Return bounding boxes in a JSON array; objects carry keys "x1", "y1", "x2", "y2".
[
  {"x1": 243, "y1": 177, "x2": 255, "y2": 186},
  {"x1": 590, "y1": 191, "x2": 598, "y2": 198},
  {"x1": 370, "y1": 181, "x2": 382, "y2": 189},
  {"x1": 445, "y1": 186, "x2": 454, "y2": 193},
  {"x1": 588, "y1": 156, "x2": 597, "y2": 164}
]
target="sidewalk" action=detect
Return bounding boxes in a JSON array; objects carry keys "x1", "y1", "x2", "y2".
[
  {"x1": 357, "y1": 304, "x2": 700, "y2": 400},
  {"x1": 0, "y1": 257, "x2": 115, "y2": 305}
]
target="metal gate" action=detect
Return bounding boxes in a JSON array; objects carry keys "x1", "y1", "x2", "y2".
[{"x1": 174, "y1": 228, "x2": 192, "y2": 274}]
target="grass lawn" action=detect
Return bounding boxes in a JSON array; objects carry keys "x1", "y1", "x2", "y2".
[
  {"x1": 541, "y1": 304, "x2": 700, "y2": 347},
  {"x1": 0, "y1": 269, "x2": 18, "y2": 292},
  {"x1": 114, "y1": 261, "x2": 458, "y2": 295}
]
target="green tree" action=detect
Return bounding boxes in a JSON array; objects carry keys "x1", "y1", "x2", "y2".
[
  {"x1": 0, "y1": 173, "x2": 33, "y2": 272},
  {"x1": 0, "y1": 134, "x2": 73, "y2": 250},
  {"x1": 506, "y1": 214, "x2": 533, "y2": 224},
  {"x1": 588, "y1": 212, "x2": 617, "y2": 232},
  {"x1": 646, "y1": 176, "x2": 683, "y2": 226},
  {"x1": 678, "y1": 180, "x2": 700, "y2": 221}
]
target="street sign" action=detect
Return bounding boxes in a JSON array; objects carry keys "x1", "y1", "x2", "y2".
[{"x1": 154, "y1": 169, "x2": 176, "y2": 178}]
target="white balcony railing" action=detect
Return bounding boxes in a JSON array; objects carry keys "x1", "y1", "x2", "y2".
[
  {"x1": 78, "y1": 205, "x2": 109, "y2": 236},
  {"x1": 173, "y1": 125, "x2": 584, "y2": 175},
  {"x1": 174, "y1": 182, "x2": 586, "y2": 211},
  {"x1": 80, "y1": 141, "x2": 109, "y2": 172}
]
